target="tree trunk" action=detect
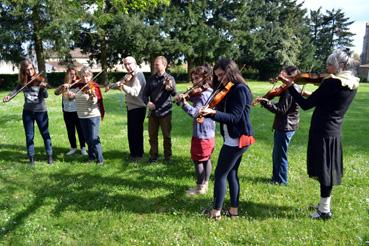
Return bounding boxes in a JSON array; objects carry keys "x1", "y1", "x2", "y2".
[
  {"x1": 100, "y1": 33, "x2": 107, "y2": 85},
  {"x1": 187, "y1": 56, "x2": 193, "y2": 82},
  {"x1": 32, "y1": 5, "x2": 46, "y2": 80}
]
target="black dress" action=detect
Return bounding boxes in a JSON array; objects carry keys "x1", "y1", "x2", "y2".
[{"x1": 288, "y1": 78, "x2": 357, "y2": 186}]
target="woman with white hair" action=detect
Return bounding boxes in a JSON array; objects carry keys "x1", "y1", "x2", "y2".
[
  {"x1": 279, "y1": 48, "x2": 359, "y2": 220},
  {"x1": 67, "y1": 66, "x2": 105, "y2": 165}
]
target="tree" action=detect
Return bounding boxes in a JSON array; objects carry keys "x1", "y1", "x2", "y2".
[
  {"x1": 77, "y1": 0, "x2": 169, "y2": 83},
  {"x1": 0, "y1": 0, "x2": 82, "y2": 77},
  {"x1": 308, "y1": 8, "x2": 355, "y2": 70},
  {"x1": 145, "y1": 0, "x2": 240, "y2": 75},
  {"x1": 235, "y1": 0, "x2": 313, "y2": 79}
]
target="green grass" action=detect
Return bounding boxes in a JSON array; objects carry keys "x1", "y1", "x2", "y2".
[{"x1": 0, "y1": 82, "x2": 368, "y2": 245}]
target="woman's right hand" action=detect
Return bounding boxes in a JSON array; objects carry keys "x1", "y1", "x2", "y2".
[
  {"x1": 147, "y1": 101, "x2": 156, "y2": 110},
  {"x1": 3, "y1": 95, "x2": 10, "y2": 103}
]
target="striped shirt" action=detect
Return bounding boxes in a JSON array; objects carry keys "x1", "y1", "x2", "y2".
[{"x1": 75, "y1": 92, "x2": 100, "y2": 118}]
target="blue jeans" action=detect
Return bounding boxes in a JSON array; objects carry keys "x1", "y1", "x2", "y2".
[
  {"x1": 272, "y1": 130, "x2": 295, "y2": 185},
  {"x1": 22, "y1": 110, "x2": 52, "y2": 157},
  {"x1": 79, "y1": 116, "x2": 103, "y2": 163}
]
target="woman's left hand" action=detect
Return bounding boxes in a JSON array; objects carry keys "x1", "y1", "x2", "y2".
[{"x1": 278, "y1": 71, "x2": 294, "y2": 86}]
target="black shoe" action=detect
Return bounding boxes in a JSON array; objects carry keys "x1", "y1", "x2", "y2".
[
  {"x1": 147, "y1": 158, "x2": 157, "y2": 164},
  {"x1": 29, "y1": 156, "x2": 35, "y2": 166},
  {"x1": 47, "y1": 155, "x2": 53, "y2": 165},
  {"x1": 310, "y1": 210, "x2": 332, "y2": 220}
]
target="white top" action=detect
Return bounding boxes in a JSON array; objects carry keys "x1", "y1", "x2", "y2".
[{"x1": 223, "y1": 124, "x2": 239, "y2": 147}]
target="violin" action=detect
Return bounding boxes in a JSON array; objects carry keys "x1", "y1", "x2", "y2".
[
  {"x1": 196, "y1": 80, "x2": 234, "y2": 123},
  {"x1": 79, "y1": 81, "x2": 97, "y2": 97},
  {"x1": 252, "y1": 72, "x2": 327, "y2": 106},
  {"x1": 105, "y1": 72, "x2": 133, "y2": 92},
  {"x1": 3, "y1": 71, "x2": 45, "y2": 103},
  {"x1": 175, "y1": 75, "x2": 211, "y2": 105}
]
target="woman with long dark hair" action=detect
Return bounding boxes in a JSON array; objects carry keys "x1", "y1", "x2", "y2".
[
  {"x1": 3, "y1": 59, "x2": 53, "y2": 165},
  {"x1": 55, "y1": 66, "x2": 86, "y2": 156},
  {"x1": 200, "y1": 58, "x2": 255, "y2": 220}
]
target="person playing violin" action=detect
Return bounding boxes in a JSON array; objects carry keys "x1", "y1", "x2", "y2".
[
  {"x1": 199, "y1": 58, "x2": 255, "y2": 220},
  {"x1": 143, "y1": 56, "x2": 176, "y2": 163},
  {"x1": 2, "y1": 59, "x2": 53, "y2": 165},
  {"x1": 106, "y1": 56, "x2": 147, "y2": 161},
  {"x1": 54, "y1": 66, "x2": 87, "y2": 156},
  {"x1": 278, "y1": 48, "x2": 359, "y2": 220},
  {"x1": 66, "y1": 66, "x2": 105, "y2": 165},
  {"x1": 176, "y1": 64, "x2": 216, "y2": 196},
  {"x1": 254, "y1": 66, "x2": 302, "y2": 186}
]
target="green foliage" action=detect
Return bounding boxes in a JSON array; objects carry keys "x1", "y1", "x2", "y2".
[
  {"x1": 308, "y1": 8, "x2": 355, "y2": 71},
  {"x1": 0, "y1": 83, "x2": 368, "y2": 244}
]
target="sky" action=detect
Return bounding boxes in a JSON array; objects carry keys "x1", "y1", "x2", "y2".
[{"x1": 298, "y1": 0, "x2": 368, "y2": 55}]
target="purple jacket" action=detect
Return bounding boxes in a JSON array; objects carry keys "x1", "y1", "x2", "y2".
[{"x1": 182, "y1": 88, "x2": 215, "y2": 139}]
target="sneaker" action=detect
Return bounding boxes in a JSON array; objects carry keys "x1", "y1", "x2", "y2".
[
  {"x1": 310, "y1": 210, "x2": 332, "y2": 220},
  {"x1": 81, "y1": 147, "x2": 88, "y2": 156},
  {"x1": 66, "y1": 148, "x2": 77, "y2": 155},
  {"x1": 198, "y1": 182, "x2": 208, "y2": 194},
  {"x1": 186, "y1": 186, "x2": 200, "y2": 196}
]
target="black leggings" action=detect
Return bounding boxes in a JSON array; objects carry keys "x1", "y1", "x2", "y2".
[
  {"x1": 213, "y1": 145, "x2": 248, "y2": 210},
  {"x1": 320, "y1": 184, "x2": 332, "y2": 198},
  {"x1": 194, "y1": 160, "x2": 212, "y2": 185},
  {"x1": 63, "y1": 111, "x2": 85, "y2": 149}
]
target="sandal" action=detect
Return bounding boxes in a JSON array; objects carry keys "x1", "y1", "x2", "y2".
[
  {"x1": 203, "y1": 209, "x2": 221, "y2": 221},
  {"x1": 225, "y1": 210, "x2": 239, "y2": 219}
]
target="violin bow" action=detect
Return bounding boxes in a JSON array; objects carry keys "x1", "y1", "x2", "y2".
[{"x1": 6, "y1": 71, "x2": 44, "y2": 103}]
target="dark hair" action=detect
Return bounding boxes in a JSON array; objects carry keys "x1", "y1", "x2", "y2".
[
  {"x1": 190, "y1": 64, "x2": 213, "y2": 87},
  {"x1": 213, "y1": 58, "x2": 246, "y2": 87},
  {"x1": 284, "y1": 65, "x2": 299, "y2": 76}
]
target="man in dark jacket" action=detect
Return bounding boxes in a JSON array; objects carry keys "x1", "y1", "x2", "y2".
[
  {"x1": 143, "y1": 56, "x2": 176, "y2": 162},
  {"x1": 255, "y1": 66, "x2": 302, "y2": 185}
]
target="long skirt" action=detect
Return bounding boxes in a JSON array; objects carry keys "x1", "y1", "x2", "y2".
[{"x1": 307, "y1": 133, "x2": 343, "y2": 186}]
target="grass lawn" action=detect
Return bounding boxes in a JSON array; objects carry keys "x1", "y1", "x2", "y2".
[{"x1": 0, "y1": 82, "x2": 368, "y2": 245}]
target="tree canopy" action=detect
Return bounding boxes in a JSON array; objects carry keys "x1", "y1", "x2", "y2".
[{"x1": 0, "y1": 0, "x2": 356, "y2": 79}]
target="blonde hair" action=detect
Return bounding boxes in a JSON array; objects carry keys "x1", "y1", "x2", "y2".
[
  {"x1": 155, "y1": 56, "x2": 168, "y2": 67},
  {"x1": 19, "y1": 59, "x2": 34, "y2": 85}
]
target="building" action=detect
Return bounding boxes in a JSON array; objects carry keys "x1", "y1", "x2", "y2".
[
  {"x1": 359, "y1": 22, "x2": 369, "y2": 81},
  {"x1": 0, "y1": 48, "x2": 151, "y2": 74}
]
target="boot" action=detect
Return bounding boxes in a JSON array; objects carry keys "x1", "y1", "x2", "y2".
[{"x1": 47, "y1": 155, "x2": 53, "y2": 165}]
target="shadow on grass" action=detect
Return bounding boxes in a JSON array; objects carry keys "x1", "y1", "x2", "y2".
[{"x1": 0, "y1": 164, "x2": 295, "y2": 239}]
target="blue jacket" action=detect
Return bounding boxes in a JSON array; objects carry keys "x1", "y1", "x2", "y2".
[{"x1": 211, "y1": 82, "x2": 254, "y2": 138}]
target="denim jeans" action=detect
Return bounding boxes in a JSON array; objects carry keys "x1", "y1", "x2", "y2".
[
  {"x1": 272, "y1": 130, "x2": 295, "y2": 185},
  {"x1": 22, "y1": 110, "x2": 52, "y2": 157},
  {"x1": 79, "y1": 116, "x2": 103, "y2": 163}
]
